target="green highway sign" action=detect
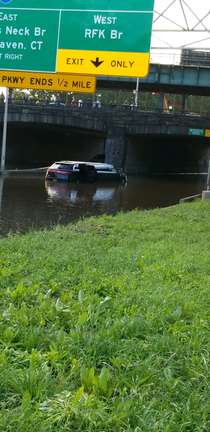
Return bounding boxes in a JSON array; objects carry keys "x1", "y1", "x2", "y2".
[
  {"x1": 189, "y1": 129, "x2": 204, "y2": 136},
  {"x1": 0, "y1": 0, "x2": 155, "y2": 78}
]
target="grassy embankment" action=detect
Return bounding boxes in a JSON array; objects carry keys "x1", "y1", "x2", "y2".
[{"x1": 1, "y1": 199, "x2": 210, "y2": 431}]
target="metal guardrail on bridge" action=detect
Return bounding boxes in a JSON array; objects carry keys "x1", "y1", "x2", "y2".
[
  {"x1": 1, "y1": 103, "x2": 210, "y2": 132},
  {"x1": 0, "y1": 102, "x2": 210, "y2": 118}
]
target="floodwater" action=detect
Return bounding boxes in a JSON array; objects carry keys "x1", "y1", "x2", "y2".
[{"x1": 0, "y1": 174, "x2": 207, "y2": 236}]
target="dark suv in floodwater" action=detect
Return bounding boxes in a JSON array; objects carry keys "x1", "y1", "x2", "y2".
[{"x1": 45, "y1": 161, "x2": 127, "y2": 183}]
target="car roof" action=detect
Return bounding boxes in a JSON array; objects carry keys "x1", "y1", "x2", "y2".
[{"x1": 53, "y1": 161, "x2": 115, "y2": 169}]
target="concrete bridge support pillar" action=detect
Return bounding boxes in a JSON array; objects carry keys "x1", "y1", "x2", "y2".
[
  {"x1": 182, "y1": 95, "x2": 188, "y2": 112},
  {"x1": 105, "y1": 125, "x2": 127, "y2": 170}
]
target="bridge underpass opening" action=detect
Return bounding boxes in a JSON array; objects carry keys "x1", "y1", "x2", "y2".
[
  {"x1": 125, "y1": 134, "x2": 210, "y2": 175},
  {"x1": 0, "y1": 123, "x2": 106, "y2": 169}
]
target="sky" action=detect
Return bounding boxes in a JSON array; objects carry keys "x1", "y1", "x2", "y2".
[{"x1": 152, "y1": 0, "x2": 210, "y2": 51}]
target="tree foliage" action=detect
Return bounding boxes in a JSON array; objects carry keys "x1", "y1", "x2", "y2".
[{"x1": 11, "y1": 87, "x2": 210, "y2": 114}]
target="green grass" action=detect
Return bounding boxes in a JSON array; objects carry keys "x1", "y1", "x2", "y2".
[{"x1": 0, "y1": 199, "x2": 210, "y2": 431}]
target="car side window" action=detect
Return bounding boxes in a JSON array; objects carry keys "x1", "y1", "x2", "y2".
[{"x1": 58, "y1": 164, "x2": 71, "y2": 170}]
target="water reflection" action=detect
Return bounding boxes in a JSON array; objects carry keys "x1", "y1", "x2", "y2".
[
  {"x1": 0, "y1": 174, "x2": 207, "y2": 236},
  {"x1": 45, "y1": 181, "x2": 123, "y2": 203},
  {"x1": 45, "y1": 180, "x2": 126, "y2": 215}
]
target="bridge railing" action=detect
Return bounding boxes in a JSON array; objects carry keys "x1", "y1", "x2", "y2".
[
  {"x1": 1, "y1": 100, "x2": 210, "y2": 119},
  {"x1": 2, "y1": 101, "x2": 210, "y2": 118}
]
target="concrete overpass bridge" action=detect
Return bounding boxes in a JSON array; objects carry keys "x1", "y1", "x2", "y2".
[{"x1": 1, "y1": 97, "x2": 210, "y2": 174}]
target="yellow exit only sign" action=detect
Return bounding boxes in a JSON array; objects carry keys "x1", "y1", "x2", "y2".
[{"x1": 0, "y1": 71, "x2": 96, "y2": 93}]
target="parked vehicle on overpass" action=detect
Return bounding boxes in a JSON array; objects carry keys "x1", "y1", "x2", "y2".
[{"x1": 45, "y1": 161, "x2": 127, "y2": 183}]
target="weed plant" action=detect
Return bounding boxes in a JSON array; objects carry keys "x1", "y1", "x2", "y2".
[{"x1": 0, "y1": 199, "x2": 210, "y2": 431}]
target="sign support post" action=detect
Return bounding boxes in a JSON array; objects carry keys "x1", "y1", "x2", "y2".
[
  {"x1": 1, "y1": 88, "x2": 9, "y2": 173},
  {"x1": 134, "y1": 78, "x2": 139, "y2": 107}
]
